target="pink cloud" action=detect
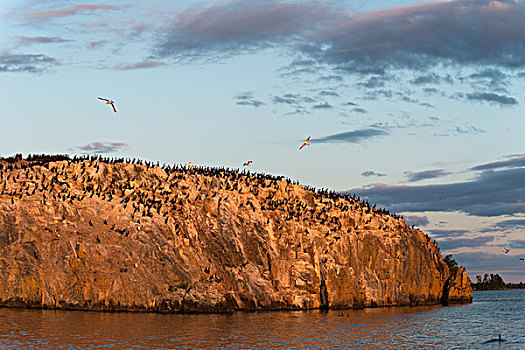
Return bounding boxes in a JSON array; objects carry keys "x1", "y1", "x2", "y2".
[
  {"x1": 73, "y1": 141, "x2": 128, "y2": 154},
  {"x1": 112, "y1": 61, "x2": 167, "y2": 70},
  {"x1": 157, "y1": 0, "x2": 525, "y2": 71},
  {"x1": 89, "y1": 40, "x2": 108, "y2": 48},
  {"x1": 15, "y1": 36, "x2": 72, "y2": 45},
  {"x1": 130, "y1": 23, "x2": 147, "y2": 35},
  {"x1": 25, "y1": 5, "x2": 119, "y2": 20}
]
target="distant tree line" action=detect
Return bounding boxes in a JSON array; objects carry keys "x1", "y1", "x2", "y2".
[
  {"x1": 0, "y1": 153, "x2": 70, "y2": 164},
  {"x1": 471, "y1": 273, "x2": 525, "y2": 290}
]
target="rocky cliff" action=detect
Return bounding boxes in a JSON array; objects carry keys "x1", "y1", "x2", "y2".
[{"x1": 0, "y1": 157, "x2": 472, "y2": 312}]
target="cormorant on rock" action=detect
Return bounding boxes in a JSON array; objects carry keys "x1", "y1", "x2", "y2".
[{"x1": 484, "y1": 333, "x2": 505, "y2": 343}]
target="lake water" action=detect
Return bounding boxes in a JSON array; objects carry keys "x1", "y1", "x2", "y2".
[{"x1": 0, "y1": 290, "x2": 523, "y2": 349}]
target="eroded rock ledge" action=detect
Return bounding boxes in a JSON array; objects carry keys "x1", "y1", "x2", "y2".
[{"x1": 0, "y1": 158, "x2": 472, "y2": 313}]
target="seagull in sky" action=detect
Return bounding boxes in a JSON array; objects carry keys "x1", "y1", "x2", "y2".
[
  {"x1": 243, "y1": 161, "x2": 252, "y2": 167},
  {"x1": 98, "y1": 97, "x2": 117, "y2": 113},
  {"x1": 299, "y1": 136, "x2": 310, "y2": 150},
  {"x1": 502, "y1": 247, "x2": 510, "y2": 254}
]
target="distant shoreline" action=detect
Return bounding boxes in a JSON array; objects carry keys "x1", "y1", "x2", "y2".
[
  {"x1": 471, "y1": 274, "x2": 524, "y2": 291},
  {"x1": 472, "y1": 285, "x2": 525, "y2": 291},
  {"x1": 473, "y1": 287, "x2": 525, "y2": 291}
]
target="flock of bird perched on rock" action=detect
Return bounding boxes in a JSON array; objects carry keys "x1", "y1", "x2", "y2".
[
  {"x1": 0, "y1": 154, "x2": 403, "y2": 220},
  {"x1": 0, "y1": 153, "x2": 417, "y2": 256}
]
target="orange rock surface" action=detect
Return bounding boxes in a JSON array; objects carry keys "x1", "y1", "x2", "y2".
[{"x1": 0, "y1": 158, "x2": 472, "y2": 312}]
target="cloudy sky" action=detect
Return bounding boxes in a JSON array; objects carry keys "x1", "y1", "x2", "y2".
[{"x1": 1, "y1": 0, "x2": 524, "y2": 282}]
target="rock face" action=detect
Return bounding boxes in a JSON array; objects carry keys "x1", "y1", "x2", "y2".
[
  {"x1": 0, "y1": 158, "x2": 472, "y2": 312},
  {"x1": 441, "y1": 268, "x2": 473, "y2": 305}
]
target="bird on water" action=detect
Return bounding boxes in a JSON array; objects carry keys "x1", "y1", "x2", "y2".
[
  {"x1": 98, "y1": 97, "x2": 117, "y2": 113},
  {"x1": 484, "y1": 333, "x2": 506, "y2": 343},
  {"x1": 300, "y1": 136, "x2": 310, "y2": 150}
]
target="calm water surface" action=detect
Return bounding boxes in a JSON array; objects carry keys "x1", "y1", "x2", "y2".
[{"x1": 0, "y1": 290, "x2": 523, "y2": 349}]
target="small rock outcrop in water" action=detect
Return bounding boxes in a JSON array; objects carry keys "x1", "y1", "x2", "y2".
[{"x1": 0, "y1": 156, "x2": 472, "y2": 313}]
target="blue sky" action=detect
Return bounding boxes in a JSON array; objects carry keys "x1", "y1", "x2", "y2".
[{"x1": 1, "y1": 0, "x2": 525, "y2": 282}]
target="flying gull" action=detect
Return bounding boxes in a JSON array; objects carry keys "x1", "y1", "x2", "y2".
[{"x1": 98, "y1": 97, "x2": 117, "y2": 113}]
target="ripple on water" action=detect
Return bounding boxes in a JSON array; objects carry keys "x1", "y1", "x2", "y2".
[{"x1": 0, "y1": 290, "x2": 523, "y2": 349}]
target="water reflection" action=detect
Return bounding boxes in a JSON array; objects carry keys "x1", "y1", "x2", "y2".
[{"x1": 0, "y1": 290, "x2": 523, "y2": 349}]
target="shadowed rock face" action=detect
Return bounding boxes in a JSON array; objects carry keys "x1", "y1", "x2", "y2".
[{"x1": 0, "y1": 159, "x2": 472, "y2": 313}]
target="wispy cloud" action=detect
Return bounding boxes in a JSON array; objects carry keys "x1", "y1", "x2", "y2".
[
  {"x1": 410, "y1": 73, "x2": 453, "y2": 85},
  {"x1": 312, "y1": 102, "x2": 333, "y2": 109},
  {"x1": 318, "y1": 90, "x2": 339, "y2": 97},
  {"x1": 357, "y1": 76, "x2": 388, "y2": 89},
  {"x1": 317, "y1": 75, "x2": 343, "y2": 83},
  {"x1": 405, "y1": 215, "x2": 429, "y2": 227},
  {"x1": 234, "y1": 92, "x2": 264, "y2": 107},
  {"x1": 404, "y1": 169, "x2": 451, "y2": 182},
  {"x1": 453, "y1": 125, "x2": 485, "y2": 135},
  {"x1": 508, "y1": 239, "x2": 525, "y2": 249},
  {"x1": 493, "y1": 219, "x2": 525, "y2": 230},
  {"x1": 105, "y1": 61, "x2": 167, "y2": 70},
  {"x1": 361, "y1": 170, "x2": 385, "y2": 177},
  {"x1": 130, "y1": 23, "x2": 148, "y2": 36},
  {"x1": 471, "y1": 154, "x2": 525, "y2": 171},
  {"x1": 25, "y1": 5, "x2": 120, "y2": 20},
  {"x1": 466, "y1": 92, "x2": 518, "y2": 106},
  {"x1": 438, "y1": 235, "x2": 498, "y2": 251},
  {"x1": 272, "y1": 93, "x2": 315, "y2": 106},
  {"x1": 72, "y1": 141, "x2": 128, "y2": 154},
  {"x1": 314, "y1": 128, "x2": 389, "y2": 144},
  {"x1": 0, "y1": 53, "x2": 59, "y2": 73},
  {"x1": 427, "y1": 229, "x2": 471, "y2": 239},
  {"x1": 362, "y1": 89, "x2": 419, "y2": 104},
  {"x1": 14, "y1": 36, "x2": 72, "y2": 46},
  {"x1": 89, "y1": 40, "x2": 108, "y2": 49},
  {"x1": 423, "y1": 88, "x2": 445, "y2": 97},
  {"x1": 463, "y1": 68, "x2": 510, "y2": 92},
  {"x1": 350, "y1": 166, "x2": 525, "y2": 217},
  {"x1": 351, "y1": 107, "x2": 368, "y2": 114}
]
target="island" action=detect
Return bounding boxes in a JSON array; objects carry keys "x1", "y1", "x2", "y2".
[{"x1": 0, "y1": 154, "x2": 472, "y2": 313}]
